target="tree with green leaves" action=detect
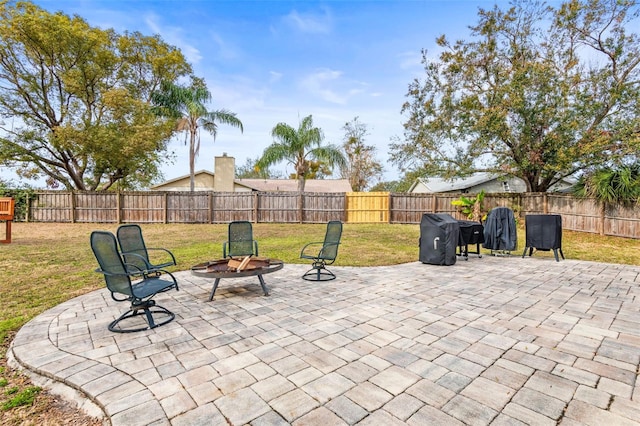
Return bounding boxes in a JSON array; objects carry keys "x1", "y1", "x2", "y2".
[
  {"x1": 573, "y1": 163, "x2": 640, "y2": 205},
  {"x1": 0, "y1": 1, "x2": 192, "y2": 190},
  {"x1": 340, "y1": 117, "x2": 383, "y2": 192},
  {"x1": 236, "y1": 156, "x2": 283, "y2": 179},
  {"x1": 256, "y1": 115, "x2": 346, "y2": 192},
  {"x1": 151, "y1": 77, "x2": 243, "y2": 192},
  {"x1": 391, "y1": 0, "x2": 640, "y2": 193}
]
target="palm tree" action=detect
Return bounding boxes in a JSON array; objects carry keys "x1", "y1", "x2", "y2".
[
  {"x1": 256, "y1": 115, "x2": 346, "y2": 192},
  {"x1": 152, "y1": 77, "x2": 243, "y2": 191},
  {"x1": 573, "y1": 164, "x2": 640, "y2": 206}
]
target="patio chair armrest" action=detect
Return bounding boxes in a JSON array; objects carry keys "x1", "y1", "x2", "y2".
[
  {"x1": 300, "y1": 241, "x2": 323, "y2": 257},
  {"x1": 146, "y1": 247, "x2": 177, "y2": 265},
  {"x1": 120, "y1": 251, "x2": 153, "y2": 269}
]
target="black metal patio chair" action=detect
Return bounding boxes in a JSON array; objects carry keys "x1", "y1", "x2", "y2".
[
  {"x1": 91, "y1": 230, "x2": 178, "y2": 333},
  {"x1": 116, "y1": 224, "x2": 177, "y2": 274},
  {"x1": 223, "y1": 221, "x2": 259, "y2": 258},
  {"x1": 300, "y1": 220, "x2": 343, "y2": 281}
]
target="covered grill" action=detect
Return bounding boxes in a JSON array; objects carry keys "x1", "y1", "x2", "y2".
[
  {"x1": 419, "y1": 213, "x2": 460, "y2": 266},
  {"x1": 522, "y1": 214, "x2": 564, "y2": 262},
  {"x1": 457, "y1": 220, "x2": 484, "y2": 260}
]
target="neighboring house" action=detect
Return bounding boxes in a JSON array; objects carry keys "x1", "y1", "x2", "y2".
[
  {"x1": 233, "y1": 178, "x2": 353, "y2": 193},
  {"x1": 409, "y1": 172, "x2": 574, "y2": 194},
  {"x1": 150, "y1": 154, "x2": 353, "y2": 193}
]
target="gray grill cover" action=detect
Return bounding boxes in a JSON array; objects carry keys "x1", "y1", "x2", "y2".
[{"x1": 419, "y1": 213, "x2": 460, "y2": 266}]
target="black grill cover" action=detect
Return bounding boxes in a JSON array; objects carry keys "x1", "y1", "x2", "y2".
[
  {"x1": 457, "y1": 220, "x2": 484, "y2": 245},
  {"x1": 525, "y1": 214, "x2": 562, "y2": 250},
  {"x1": 483, "y1": 207, "x2": 517, "y2": 251},
  {"x1": 419, "y1": 213, "x2": 459, "y2": 265}
]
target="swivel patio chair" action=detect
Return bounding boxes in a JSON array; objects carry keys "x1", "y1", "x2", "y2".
[
  {"x1": 91, "y1": 230, "x2": 178, "y2": 333},
  {"x1": 300, "y1": 220, "x2": 343, "y2": 281},
  {"x1": 223, "y1": 221, "x2": 259, "y2": 258},
  {"x1": 117, "y1": 224, "x2": 177, "y2": 274}
]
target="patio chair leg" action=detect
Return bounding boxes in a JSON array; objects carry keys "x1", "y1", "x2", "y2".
[
  {"x1": 108, "y1": 300, "x2": 175, "y2": 333},
  {"x1": 302, "y1": 261, "x2": 336, "y2": 281}
]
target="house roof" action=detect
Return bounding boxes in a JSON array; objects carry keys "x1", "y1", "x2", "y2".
[
  {"x1": 150, "y1": 170, "x2": 213, "y2": 189},
  {"x1": 151, "y1": 171, "x2": 353, "y2": 193},
  {"x1": 235, "y1": 178, "x2": 353, "y2": 193},
  {"x1": 412, "y1": 172, "x2": 500, "y2": 193}
]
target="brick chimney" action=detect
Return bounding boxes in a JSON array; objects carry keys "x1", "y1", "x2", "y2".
[{"x1": 214, "y1": 153, "x2": 235, "y2": 192}]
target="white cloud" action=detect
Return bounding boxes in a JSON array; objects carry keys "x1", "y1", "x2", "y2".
[
  {"x1": 283, "y1": 8, "x2": 332, "y2": 34},
  {"x1": 269, "y1": 71, "x2": 283, "y2": 84},
  {"x1": 299, "y1": 69, "x2": 366, "y2": 105},
  {"x1": 143, "y1": 13, "x2": 203, "y2": 64},
  {"x1": 208, "y1": 32, "x2": 240, "y2": 61},
  {"x1": 398, "y1": 50, "x2": 422, "y2": 71}
]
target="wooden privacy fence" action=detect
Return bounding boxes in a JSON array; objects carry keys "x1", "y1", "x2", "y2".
[
  {"x1": 23, "y1": 190, "x2": 640, "y2": 239},
  {"x1": 28, "y1": 191, "x2": 347, "y2": 224}
]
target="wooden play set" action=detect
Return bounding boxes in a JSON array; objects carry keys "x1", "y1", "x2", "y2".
[{"x1": 0, "y1": 197, "x2": 15, "y2": 243}]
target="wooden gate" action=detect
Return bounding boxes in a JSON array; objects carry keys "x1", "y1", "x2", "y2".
[{"x1": 346, "y1": 192, "x2": 389, "y2": 223}]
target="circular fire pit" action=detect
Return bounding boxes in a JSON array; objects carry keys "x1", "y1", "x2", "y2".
[{"x1": 191, "y1": 257, "x2": 284, "y2": 301}]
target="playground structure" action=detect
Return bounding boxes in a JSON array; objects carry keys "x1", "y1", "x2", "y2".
[{"x1": 0, "y1": 197, "x2": 15, "y2": 243}]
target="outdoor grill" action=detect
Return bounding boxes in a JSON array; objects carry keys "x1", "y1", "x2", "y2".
[
  {"x1": 419, "y1": 213, "x2": 460, "y2": 266},
  {"x1": 457, "y1": 220, "x2": 484, "y2": 260},
  {"x1": 522, "y1": 214, "x2": 564, "y2": 261}
]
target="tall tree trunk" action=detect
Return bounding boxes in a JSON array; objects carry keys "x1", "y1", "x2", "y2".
[
  {"x1": 189, "y1": 130, "x2": 196, "y2": 192},
  {"x1": 297, "y1": 175, "x2": 306, "y2": 193}
]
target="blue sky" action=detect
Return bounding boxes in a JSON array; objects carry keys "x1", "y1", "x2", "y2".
[{"x1": 12, "y1": 0, "x2": 513, "y2": 186}]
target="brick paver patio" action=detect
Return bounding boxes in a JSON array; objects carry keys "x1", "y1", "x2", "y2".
[{"x1": 9, "y1": 256, "x2": 640, "y2": 425}]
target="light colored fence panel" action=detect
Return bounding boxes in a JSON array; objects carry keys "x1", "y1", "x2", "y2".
[
  {"x1": 258, "y1": 192, "x2": 299, "y2": 223},
  {"x1": 302, "y1": 193, "x2": 345, "y2": 223},
  {"x1": 167, "y1": 192, "x2": 210, "y2": 223},
  {"x1": 212, "y1": 192, "x2": 255, "y2": 223},
  {"x1": 605, "y1": 204, "x2": 640, "y2": 238},
  {"x1": 121, "y1": 192, "x2": 165, "y2": 223},
  {"x1": 75, "y1": 192, "x2": 118, "y2": 223},
  {"x1": 346, "y1": 192, "x2": 389, "y2": 223},
  {"x1": 30, "y1": 192, "x2": 73, "y2": 222}
]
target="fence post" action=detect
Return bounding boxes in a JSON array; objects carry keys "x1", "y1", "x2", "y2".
[
  {"x1": 253, "y1": 192, "x2": 259, "y2": 223},
  {"x1": 298, "y1": 192, "x2": 303, "y2": 224},
  {"x1": 343, "y1": 193, "x2": 347, "y2": 222},
  {"x1": 208, "y1": 192, "x2": 213, "y2": 224},
  {"x1": 600, "y1": 203, "x2": 606, "y2": 236},
  {"x1": 70, "y1": 191, "x2": 76, "y2": 223},
  {"x1": 543, "y1": 193, "x2": 548, "y2": 214},
  {"x1": 163, "y1": 193, "x2": 168, "y2": 224},
  {"x1": 431, "y1": 194, "x2": 436, "y2": 213},
  {"x1": 25, "y1": 193, "x2": 30, "y2": 222},
  {"x1": 116, "y1": 192, "x2": 122, "y2": 223}
]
